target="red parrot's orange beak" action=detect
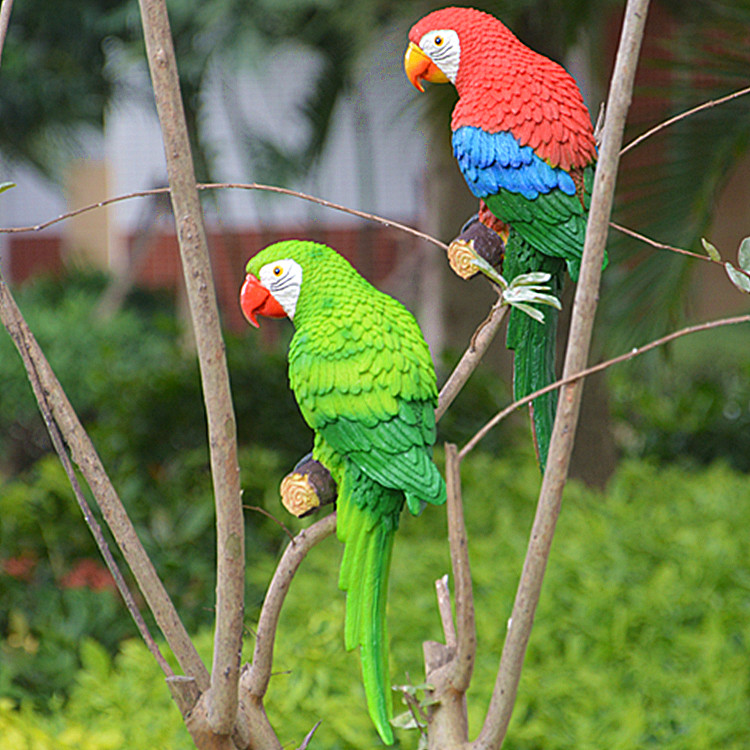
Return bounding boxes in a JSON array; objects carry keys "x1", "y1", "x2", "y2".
[
  {"x1": 240, "y1": 273, "x2": 286, "y2": 328},
  {"x1": 404, "y1": 41, "x2": 449, "y2": 92}
]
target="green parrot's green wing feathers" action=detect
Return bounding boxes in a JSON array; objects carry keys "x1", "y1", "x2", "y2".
[
  {"x1": 322, "y1": 402, "x2": 445, "y2": 514},
  {"x1": 290, "y1": 280, "x2": 446, "y2": 513}
]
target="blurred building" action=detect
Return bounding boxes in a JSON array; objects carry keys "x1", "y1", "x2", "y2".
[{"x1": 0, "y1": 35, "x2": 453, "y2": 339}]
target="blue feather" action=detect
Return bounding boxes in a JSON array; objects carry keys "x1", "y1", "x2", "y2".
[{"x1": 452, "y1": 126, "x2": 576, "y2": 201}]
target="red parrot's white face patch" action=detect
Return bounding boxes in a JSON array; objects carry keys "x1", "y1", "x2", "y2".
[
  {"x1": 258, "y1": 258, "x2": 303, "y2": 321},
  {"x1": 418, "y1": 28, "x2": 460, "y2": 83}
]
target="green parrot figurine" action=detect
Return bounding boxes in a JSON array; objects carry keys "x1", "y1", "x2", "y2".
[{"x1": 240, "y1": 239, "x2": 446, "y2": 744}]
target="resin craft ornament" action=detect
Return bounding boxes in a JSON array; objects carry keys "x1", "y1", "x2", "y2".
[
  {"x1": 405, "y1": 6, "x2": 603, "y2": 470},
  {"x1": 241, "y1": 240, "x2": 446, "y2": 744}
]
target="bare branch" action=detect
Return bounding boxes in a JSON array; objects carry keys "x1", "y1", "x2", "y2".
[
  {"x1": 444, "y1": 444, "x2": 476, "y2": 693},
  {"x1": 296, "y1": 721, "x2": 323, "y2": 750},
  {"x1": 137, "y1": 0, "x2": 244, "y2": 734},
  {"x1": 609, "y1": 221, "x2": 710, "y2": 261},
  {"x1": 472, "y1": 1, "x2": 651, "y2": 746},
  {"x1": 0, "y1": 283, "x2": 173, "y2": 679},
  {"x1": 461, "y1": 313, "x2": 750, "y2": 458},
  {"x1": 0, "y1": 276, "x2": 209, "y2": 690},
  {"x1": 435, "y1": 575, "x2": 456, "y2": 649},
  {"x1": 620, "y1": 84, "x2": 750, "y2": 156},
  {"x1": 0, "y1": 0, "x2": 13, "y2": 67},
  {"x1": 242, "y1": 513, "x2": 337, "y2": 700},
  {"x1": 436, "y1": 298, "x2": 507, "y2": 422},
  {"x1": 0, "y1": 183, "x2": 448, "y2": 253}
]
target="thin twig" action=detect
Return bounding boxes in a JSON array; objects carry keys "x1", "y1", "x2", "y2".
[
  {"x1": 1, "y1": 285, "x2": 173, "y2": 679},
  {"x1": 0, "y1": 183, "x2": 449, "y2": 253},
  {"x1": 296, "y1": 721, "x2": 323, "y2": 750},
  {"x1": 138, "y1": 0, "x2": 244, "y2": 734},
  {"x1": 242, "y1": 513, "x2": 337, "y2": 700},
  {"x1": 200, "y1": 183, "x2": 449, "y2": 252},
  {"x1": 436, "y1": 299, "x2": 507, "y2": 422},
  {"x1": 460, "y1": 312, "x2": 750, "y2": 458},
  {"x1": 244, "y1": 504, "x2": 295, "y2": 543},
  {"x1": 472, "y1": 2, "x2": 650, "y2": 747},
  {"x1": 0, "y1": 0, "x2": 14, "y2": 67},
  {"x1": 609, "y1": 221, "x2": 710, "y2": 261},
  {"x1": 620, "y1": 84, "x2": 750, "y2": 156},
  {"x1": 435, "y1": 575, "x2": 457, "y2": 649}
]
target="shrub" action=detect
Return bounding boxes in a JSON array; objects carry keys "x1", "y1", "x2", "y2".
[
  {"x1": 610, "y1": 325, "x2": 750, "y2": 472},
  {"x1": 4, "y1": 453, "x2": 749, "y2": 748}
]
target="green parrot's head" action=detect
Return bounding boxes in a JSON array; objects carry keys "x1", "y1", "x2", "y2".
[
  {"x1": 241, "y1": 239, "x2": 350, "y2": 328},
  {"x1": 240, "y1": 240, "x2": 308, "y2": 327}
]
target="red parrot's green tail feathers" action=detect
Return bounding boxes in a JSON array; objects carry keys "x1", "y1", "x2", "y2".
[
  {"x1": 503, "y1": 229, "x2": 565, "y2": 472},
  {"x1": 506, "y1": 300, "x2": 558, "y2": 472},
  {"x1": 337, "y1": 493, "x2": 398, "y2": 745}
]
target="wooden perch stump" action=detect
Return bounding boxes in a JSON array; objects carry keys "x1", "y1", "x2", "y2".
[
  {"x1": 280, "y1": 454, "x2": 337, "y2": 518},
  {"x1": 447, "y1": 213, "x2": 506, "y2": 280}
]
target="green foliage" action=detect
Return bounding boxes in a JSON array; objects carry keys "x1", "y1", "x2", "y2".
[
  {"x1": 0, "y1": 272, "x2": 307, "y2": 707},
  {"x1": 3, "y1": 453, "x2": 748, "y2": 748},
  {"x1": 0, "y1": 636, "x2": 197, "y2": 749},
  {"x1": 251, "y1": 449, "x2": 750, "y2": 748},
  {"x1": 0, "y1": 0, "x2": 136, "y2": 176},
  {"x1": 609, "y1": 325, "x2": 750, "y2": 472}
]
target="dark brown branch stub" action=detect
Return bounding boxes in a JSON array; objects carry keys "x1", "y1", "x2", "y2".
[
  {"x1": 446, "y1": 214, "x2": 505, "y2": 279},
  {"x1": 280, "y1": 455, "x2": 338, "y2": 518}
]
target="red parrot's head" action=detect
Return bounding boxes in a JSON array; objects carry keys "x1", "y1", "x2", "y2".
[
  {"x1": 404, "y1": 7, "x2": 512, "y2": 93},
  {"x1": 240, "y1": 254, "x2": 304, "y2": 328}
]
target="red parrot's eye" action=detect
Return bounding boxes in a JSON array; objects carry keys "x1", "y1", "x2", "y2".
[{"x1": 434, "y1": 35, "x2": 443, "y2": 45}]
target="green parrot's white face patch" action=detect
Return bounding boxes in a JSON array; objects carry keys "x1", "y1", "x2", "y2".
[
  {"x1": 259, "y1": 258, "x2": 303, "y2": 320},
  {"x1": 419, "y1": 29, "x2": 460, "y2": 83}
]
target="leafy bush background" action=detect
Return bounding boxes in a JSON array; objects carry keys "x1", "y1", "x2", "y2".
[{"x1": 2, "y1": 453, "x2": 749, "y2": 748}]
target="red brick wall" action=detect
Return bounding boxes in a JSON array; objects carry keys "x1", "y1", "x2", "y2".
[{"x1": 7, "y1": 236, "x2": 64, "y2": 283}]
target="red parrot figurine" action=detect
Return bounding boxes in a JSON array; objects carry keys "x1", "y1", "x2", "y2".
[{"x1": 405, "y1": 6, "x2": 603, "y2": 469}]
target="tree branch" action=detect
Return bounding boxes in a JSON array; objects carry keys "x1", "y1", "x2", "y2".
[
  {"x1": 0, "y1": 280, "x2": 173, "y2": 679},
  {"x1": 437, "y1": 298, "x2": 507, "y2": 422},
  {"x1": 461, "y1": 312, "x2": 750, "y2": 458},
  {"x1": 609, "y1": 220, "x2": 709, "y2": 261},
  {"x1": 444, "y1": 444, "x2": 476, "y2": 693},
  {"x1": 138, "y1": 0, "x2": 245, "y2": 735},
  {"x1": 472, "y1": 1, "x2": 651, "y2": 747},
  {"x1": 0, "y1": 0, "x2": 13, "y2": 67},
  {"x1": 620, "y1": 83, "x2": 750, "y2": 156},
  {"x1": 0, "y1": 275, "x2": 209, "y2": 691},
  {"x1": 0, "y1": 183, "x2": 448, "y2": 254},
  {"x1": 242, "y1": 513, "x2": 337, "y2": 700}
]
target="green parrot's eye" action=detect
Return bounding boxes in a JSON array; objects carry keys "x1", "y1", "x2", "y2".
[{"x1": 273, "y1": 266, "x2": 283, "y2": 276}]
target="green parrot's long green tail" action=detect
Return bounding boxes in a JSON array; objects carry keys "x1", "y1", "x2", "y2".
[{"x1": 337, "y1": 486, "x2": 400, "y2": 746}]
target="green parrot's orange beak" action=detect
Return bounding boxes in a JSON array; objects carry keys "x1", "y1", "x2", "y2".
[
  {"x1": 404, "y1": 41, "x2": 449, "y2": 92},
  {"x1": 240, "y1": 273, "x2": 286, "y2": 328}
]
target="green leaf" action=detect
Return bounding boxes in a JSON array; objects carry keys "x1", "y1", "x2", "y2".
[
  {"x1": 390, "y1": 711, "x2": 422, "y2": 730},
  {"x1": 738, "y1": 236, "x2": 750, "y2": 272},
  {"x1": 0, "y1": 181, "x2": 15, "y2": 195},
  {"x1": 724, "y1": 262, "x2": 750, "y2": 294},
  {"x1": 509, "y1": 301, "x2": 546, "y2": 324},
  {"x1": 469, "y1": 255, "x2": 507, "y2": 287},
  {"x1": 701, "y1": 237, "x2": 721, "y2": 262},
  {"x1": 510, "y1": 271, "x2": 553, "y2": 286}
]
